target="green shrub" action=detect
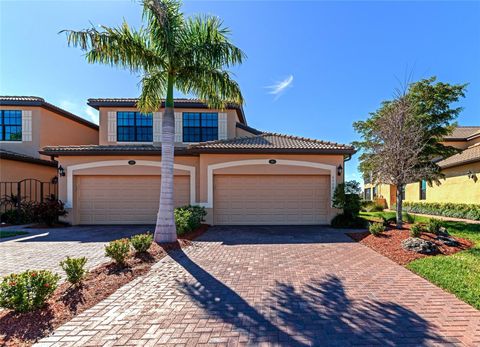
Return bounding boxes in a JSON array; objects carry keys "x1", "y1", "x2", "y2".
[
  {"x1": 105, "y1": 239, "x2": 130, "y2": 266},
  {"x1": 369, "y1": 222, "x2": 384, "y2": 236},
  {"x1": 404, "y1": 212, "x2": 415, "y2": 224},
  {"x1": 332, "y1": 181, "x2": 362, "y2": 218},
  {"x1": 331, "y1": 213, "x2": 367, "y2": 228},
  {"x1": 34, "y1": 197, "x2": 67, "y2": 226},
  {"x1": 174, "y1": 208, "x2": 192, "y2": 235},
  {"x1": 174, "y1": 205, "x2": 206, "y2": 235},
  {"x1": 370, "y1": 204, "x2": 384, "y2": 212},
  {"x1": 60, "y1": 257, "x2": 87, "y2": 285},
  {"x1": 401, "y1": 201, "x2": 480, "y2": 221},
  {"x1": 0, "y1": 201, "x2": 38, "y2": 225},
  {"x1": 426, "y1": 218, "x2": 444, "y2": 234},
  {"x1": 410, "y1": 223, "x2": 424, "y2": 238},
  {"x1": 0, "y1": 270, "x2": 60, "y2": 312},
  {"x1": 130, "y1": 233, "x2": 153, "y2": 253}
]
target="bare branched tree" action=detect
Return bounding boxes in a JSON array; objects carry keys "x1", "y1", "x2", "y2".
[{"x1": 369, "y1": 95, "x2": 437, "y2": 227}]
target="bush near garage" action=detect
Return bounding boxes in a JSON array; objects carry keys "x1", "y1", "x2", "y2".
[
  {"x1": 105, "y1": 239, "x2": 131, "y2": 266},
  {"x1": 60, "y1": 257, "x2": 88, "y2": 285},
  {"x1": 174, "y1": 205, "x2": 207, "y2": 235},
  {"x1": 130, "y1": 233, "x2": 153, "y2": 253}
]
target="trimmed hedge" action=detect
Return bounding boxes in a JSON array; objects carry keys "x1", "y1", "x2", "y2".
[{"x1": 400, "y1": 201, "x2": 480, "y2": 221}]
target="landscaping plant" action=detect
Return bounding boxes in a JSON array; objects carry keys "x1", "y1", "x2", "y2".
[
  {"x1": 130, "y1": 233, "x2": 153, "y2": 253},
  {"x1": 369, "y1": 222, "x2": 385, "y2": 236},
  {"x1": 331, "y1": 181, "x2": 366, "y2": 228},
  {"x1": 403, "y1": 201, "x2": 480, "y2": 221},
  {"x1": 63, "y1": 0, "x2": 245, "y2": 243},
  {"x1": 34, "y1": 196, "x2": 67, "y2": 226},
  {"x1": 410, "y1": 223, "x2": 424, "y2": 238},
  {"x1": 174, "y1": 208, "x2": 193, "y2": 235},
  {"x1": 0, "y1": 270, "x2": 60, "y2": 312},
  {"x1": 426, "y1": 218, "x2": 444, "y2": 234},
  {"x1": 60, "y1": 257, "x2": 87, "y2": 285},
  {"x1": 105, "y1": 239, "x2": 130, "y2": 266}
]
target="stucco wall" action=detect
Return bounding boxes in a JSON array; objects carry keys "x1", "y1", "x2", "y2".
[
  {"x1": 98, "y1": 107, "x2": 239, "y2": 145},
  {"x1": 0, "y1": 159, "x2": 57, "y2": 182},
  {"x1": 405, "y1": 162, "x2": 480, "y2": 204}
]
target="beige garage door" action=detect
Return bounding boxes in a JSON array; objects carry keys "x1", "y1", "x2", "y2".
[
  {"x1": 76, "y1": 175, "x2": 190, "y2": 224},
  {"x1": 214, "y1": 175, "x2": 329, "y2": 225}
]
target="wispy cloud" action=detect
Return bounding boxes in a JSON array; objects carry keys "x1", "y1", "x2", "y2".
[
  {"x1": 266, "y1": 75, "x2": 293, "y2": 100},
  {"x1": 59, "y1": 99, "x2": 99, "y2": 125}
]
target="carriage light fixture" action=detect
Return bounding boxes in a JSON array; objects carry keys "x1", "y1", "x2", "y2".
[
  {"x1": 337, "y1": 164, "x2": 343, "y2": 176},
  {"x1": 58, "y1": 165, "x2": 66, "y2": 177}
]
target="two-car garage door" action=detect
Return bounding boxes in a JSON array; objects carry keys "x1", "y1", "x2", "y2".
[
  {"x1": 214, "y1": 175, "x2": 329, "y2": 225},
  {"x1": 75, "y1": 174, "x2": 330, "y2": 225},
  {"x1": 76, "y1": 176, "x2": 189, "y2": 224}
]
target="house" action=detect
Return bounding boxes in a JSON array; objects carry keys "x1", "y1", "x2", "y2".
[
  {"x1": 41, "y1": 98, "x2": 355, "y2": 225},
  {"x1": 0, "y1": 96, "x2": 99, "y2": 200},
  {"x1": 364, "y1": 126, "x2": 480, "y2": 207}
]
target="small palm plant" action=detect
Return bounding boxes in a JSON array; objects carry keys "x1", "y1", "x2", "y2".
[{"x1": 62, "y1": 0, "x2": 245, "y2": 242}]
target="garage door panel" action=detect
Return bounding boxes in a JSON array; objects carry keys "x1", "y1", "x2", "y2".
[
  {"x1": 77, "y1": 176, "x2": 189, "y2": 224},
  {"x1": 214, "y1": 175, "x2": 329, "y2": 225}
]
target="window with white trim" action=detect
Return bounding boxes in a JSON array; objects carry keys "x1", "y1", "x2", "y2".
[
  {"x1": 0, "y1": 110, "x2": 22, "y2": 141},
  {"x1": 182, "y1": 112, "x2": 218, "y2": 142}
]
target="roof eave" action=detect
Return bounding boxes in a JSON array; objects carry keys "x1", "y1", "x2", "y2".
[
  {"x1": 39, "y1": 149, "x2": 196, "y2": 157},
  {"x1": 0, "y1": 152, "x2": 58, "y2": 167},
  {"x1": 439, "y1": 157, "x2": 480, "y2": 169},
  {"x1": 189, "y1": 148, "x2": 357, "y2": 155}
]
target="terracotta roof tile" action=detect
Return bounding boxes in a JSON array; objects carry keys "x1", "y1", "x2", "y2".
[
  {"x1": 444, "y1": 126, "x2": 480, "y2": 140},
  {"x1": 438, "y1": 143, "x2": 480, "y2": 168},
  {"x1": 0, "y1": 149, "x2": 57, "y2": 167},
  {"x1": 189, "y1": 133, "x2": 355, "y2": 153}
]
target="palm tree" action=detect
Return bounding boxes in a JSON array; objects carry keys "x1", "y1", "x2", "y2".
[{"x1": 62, "y1": 0, "x2": 245, "y2": 242}]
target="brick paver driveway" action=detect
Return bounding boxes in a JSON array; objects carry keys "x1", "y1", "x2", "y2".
[
  {"x1": 37, "y1": 226, "x2": 479, "y2": 346},
  {"x1": 0, "y1": 225, "x2": 151, "y2": 278}
]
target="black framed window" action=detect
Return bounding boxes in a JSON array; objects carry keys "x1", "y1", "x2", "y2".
[
  {"x1": 183, "y1": 112, "x2": 218, "y2": 142},
  {"x1": 0, "y1": 110, "x2": 22, "y2": 141},
  {"x1": 372, "y1": 185, "x2": 378, "y2": 198},
  {"x1": 117, "y1": 112, "x2": 153, "y2": 142},
  {"x1": 419, "y1": 180, "x2": 427, "y2": 200}
]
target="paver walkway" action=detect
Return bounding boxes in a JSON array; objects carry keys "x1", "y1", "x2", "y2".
[
  {"x1": 37, "y1": 226, "x2": 480, "y2": 346},
  {"x1": 0, "y1": 225, "x2": 150, "y2": 278}
]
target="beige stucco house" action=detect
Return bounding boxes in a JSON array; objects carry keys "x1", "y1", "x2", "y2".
[
  {"x1": 41, "y1": 98, "x2": 355, "y2": 226},
  {"x1": 364, "y1": 126, "x2": 480, "y2": 207},
  {"x1": 0, "y1": 96, "x2": 99, "y2": 185}
]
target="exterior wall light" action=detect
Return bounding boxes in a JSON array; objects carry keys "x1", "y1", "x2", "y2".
[
  {"x1": 58, "y1": 165, "x2": 66, "y2": 177},
  {"x1": 337, "y1": 164, "x2": 343, "y2": 176},
  {"x1": 128, "y1": 160, "x2": 136, "y2": 165},
  {"x1": 269, "y1": 159, "x2": 277, "y2": 164}
]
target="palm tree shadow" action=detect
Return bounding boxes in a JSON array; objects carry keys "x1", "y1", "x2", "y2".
[{"x1": 167, "y1": 248, "x2": 449, "y2": 346}]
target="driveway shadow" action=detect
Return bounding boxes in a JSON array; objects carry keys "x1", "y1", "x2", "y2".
[{"x1": 168, "y1": 248, "x2": 448, "y2": 346}]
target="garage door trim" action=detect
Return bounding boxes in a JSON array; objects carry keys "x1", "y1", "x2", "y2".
[
  {"x1": 66, "y1": 160, "x2": 196, "y2": 208},
  {"x1": 202, "y1": 159, "x2": 337, "y2": 208}
]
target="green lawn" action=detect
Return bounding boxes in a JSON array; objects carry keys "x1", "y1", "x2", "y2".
[
  {"x1": 0, "y1": 230, "x2": 28, "y2": 239},
  {"x1": 360, "y1": 211, "x2": 480, "y2": 310}
]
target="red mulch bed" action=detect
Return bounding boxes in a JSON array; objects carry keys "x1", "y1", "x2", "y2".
[
  {"x1": 0, "y1": 225, "x2": 208, "y2": 347},
  {"x1": 347, "y1": 225, "x2": 473, "y2": 266}
]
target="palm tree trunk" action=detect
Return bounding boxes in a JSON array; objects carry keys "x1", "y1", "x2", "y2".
[
  {"x1": 154, "y1": 76, "x2": 177, "y2": 243},
  {"x1": 396, "y1": 184, "x2": 403, "y2": 229}
]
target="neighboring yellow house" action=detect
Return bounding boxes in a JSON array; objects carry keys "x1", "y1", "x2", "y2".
[{"x1": 364, "y1": 126, "x2": 480, "y2": 208}]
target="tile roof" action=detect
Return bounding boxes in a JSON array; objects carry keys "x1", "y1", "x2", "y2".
[
  {"x1": 444, "y1": 126, "x2": 480, "y2": 140},
  {"x1": 189, "y1": 133, "x2": 355, "y2": 154},
  {"x1": 40, "y1": 144, "x2": 190, "y2": 156},
  {"x1": 41, "y1": 134, "x2": 355, "y2": 156},
  {"x1": 0, "y1": 96, "x2": 99, "y2": 130},
  {"x1": 438, "y1": 143, "x2": 480, "y2": 168},
  {"x1": 0, "y1": 149, "x2": 57, "y2": 167},
  {"x1": 87, "y1": 98, "x2": 247, "y2": 124}
]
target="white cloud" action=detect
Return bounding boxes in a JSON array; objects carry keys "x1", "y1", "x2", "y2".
[
  {"x1": 58, "y1": 99, "x2": 99, "y2": 125},
  {"x1": 266, "y1": 75, "x2": 293, "y2": 100}
]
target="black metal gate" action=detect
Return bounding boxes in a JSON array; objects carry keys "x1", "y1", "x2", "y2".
[{"x1": 0, "y1": 178, "x2": 58, "y2": 212}]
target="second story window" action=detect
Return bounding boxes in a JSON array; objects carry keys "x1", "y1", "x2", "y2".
[
  {"x1": 419, "y1": 180, "x2": 427, "y2": 200},
  {"x1": 183, "y1": 112, "x2": 218, "y2": 142},
  {"x1": 0, "y1": 110, "x2": 22, "y2": 141},
  {"x1": 117, "y1": 112, "x2": 152, "y2": 142}
]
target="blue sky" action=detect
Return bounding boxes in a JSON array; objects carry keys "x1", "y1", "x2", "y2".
[{"x1": 1, "y1": 1, "x2": 479, "y2": 183}]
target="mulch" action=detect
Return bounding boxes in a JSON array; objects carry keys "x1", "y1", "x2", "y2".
[
  {"x1": 0, "y1": 225, "x2": 208, "y2": 347},
  {"x1": 347, "y1": 225, "x2": 474, "y2": 266}
]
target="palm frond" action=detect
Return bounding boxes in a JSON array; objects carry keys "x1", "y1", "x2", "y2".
[
  {"x1": 137, "y1": 70, "x2": 168, "y2": 112},
  {"x1": 176, "y1": 67, "x2": 243, "y2": 109},
  {"x1": 60, "y1": 22, "x2": 165, "y2": 72}
]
